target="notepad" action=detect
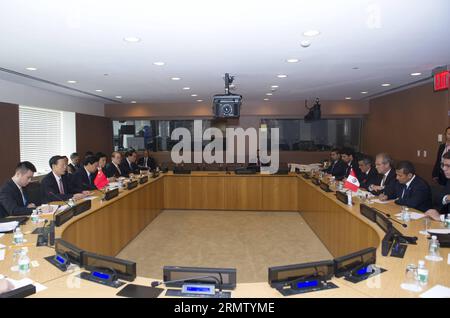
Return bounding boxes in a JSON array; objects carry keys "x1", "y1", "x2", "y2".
[
  {"x1": 0, "y1": 221, "x2": 18, "y2": 233},
  {"x1": 395, "y1": 212, "x2": 425, "y2": 220},
  {"x1": 7, "y1": 278, "x2": 47, "y2": 293},
  {"x1": 419, "y1": 285, "x2": 450, "y2": 298}
]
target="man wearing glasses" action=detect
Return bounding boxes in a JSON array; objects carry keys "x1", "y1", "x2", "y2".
[{"x1": 426, "y1": 152, "x2": 450, "y2": 220}]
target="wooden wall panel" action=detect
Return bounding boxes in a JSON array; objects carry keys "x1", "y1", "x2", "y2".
[
  {"x1": 75, "y1": 113, "x2": 113, "y2": 158},
  {"x1": 0, "y1": 102, "x2": 20, "y2": 184}
]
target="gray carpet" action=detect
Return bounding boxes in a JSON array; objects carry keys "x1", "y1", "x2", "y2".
[{"x1": 117, "y1": 210, "x2": 332, "y2": 283}]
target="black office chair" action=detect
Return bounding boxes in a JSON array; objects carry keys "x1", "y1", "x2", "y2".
[{"x1": 24, "y1": 181, "x2": 42, "y2": 206}]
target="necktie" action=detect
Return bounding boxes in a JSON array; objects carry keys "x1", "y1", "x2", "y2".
[
  {"x1": 58, "y1": 178, "x2": 65, "y2": 195},
  {"x1": 401, "y1": 185, "x2": 408, "y2": 199},
  {"x1": 116, "y1": 164, "x2": 121, "y2": 175},
  {"x1": 381, "y1": 174, "x2": 387, "y2": 187},
  {"x1": 19, "y1": 187, "x2": 27, "y2": 206}
]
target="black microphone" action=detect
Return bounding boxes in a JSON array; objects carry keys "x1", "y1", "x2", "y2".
[
  {"x1": 151, "y1": 275, "x2": 223, "y2": 292},
  {"x1": 373, "y1": 207, "x2": 407, "y2": 228},
  {"x1": 48, "y1": 191, "x2": 72, "y2": 207}
]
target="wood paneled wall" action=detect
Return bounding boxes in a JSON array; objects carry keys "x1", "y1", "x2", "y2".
[
  {"x1": 76, "y1": 113, "x2": 113, "y2": 159},
  {"x1": 0, "y1": 103, "x2": 20, "y2": 184}
]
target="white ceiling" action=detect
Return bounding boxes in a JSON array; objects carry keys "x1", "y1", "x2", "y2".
[{"x1": 0, "y1": 0, "x2": 449, "y2": 104}]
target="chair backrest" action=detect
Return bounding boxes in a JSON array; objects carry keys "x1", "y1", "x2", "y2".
[{"x1": 24, "y1": 181, "x2": 42, "y2": 206}]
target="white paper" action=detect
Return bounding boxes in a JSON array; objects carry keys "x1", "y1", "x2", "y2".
[
  {"x1": 108, "y1": 182, "x2": 120, "y2": 188},
  {"x1": 370, "y1": 199, "x2": 393, "y2": 204},
  {"x1": 441, "y1": 215, "x2": 445, "y2": 222},
  {"x1": 427, "y1": 229, "x2": 450, "y2": 235},
  {"x1": 0, "y1": 243, "x2": 5, "y2": 249},
  {"x1": 83, "y1": 196, "x2": 98, "y2": 201},
  {"x1": 0, "y1": 221, "x2": 19, "y2": 232},
  {"x1": 419, "y1": 285, "x2": 450, "y2": 298},
  {"x1": 0, "y1": 233, "x2": 4, "y2": 238},
  {"x1": 7, "y1": 278, "x2": 47, "y2": 293},
  {"x1": 39, "y1": 204, "x2": 59, "y2": 215},
  {"x1": 0, "y1": 249, "x2": 5, "y2": 261},
  {"x1": 56, "y1": 205, "x2": 69, "y2": 213},
  {"x1": 395, "y1": 212, "x2": 425, "y2": 220},
  {"x1": 447, "y1": 253, "x2": 450, "y2": 265}
]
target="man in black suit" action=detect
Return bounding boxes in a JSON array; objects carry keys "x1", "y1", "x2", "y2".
[
  {"x1": 71, "y1": 155, "x2": 99, "y2": 192},
  {"x1": 105, "y1": 151, "x2": 124, "y2": 178},
  {"x1": 427, "y1": 152, "x2": 450, "y2": 220},
  {"x1": 120, "y1": 150, "x2": 140, "y2": 176},
  {"x1": 68, "y1": 152, "x2": 81, "y2": 174},
  {"x1": 432, "y1": 126, "x2": 450, "y2": 186},
  {"x1": 96, "y1": 152, "x2": 116, "y2": 182},
  {"x1": 357, "y1": 156, "x2": 379, "y2": 190},
  {"x1": 340, "y1": 147, "x2": 362, "y2": 180},
  {"x1": 324, "y1": 148, "x2": 347, "y2": 180},
  {"x1": 369, "y1": 153, "x2": 397, "y2": 195},
  {"x1": 0, "y1": 161, "x2": 38, "y2": 217},
  {"x1": 379, "y1": 161, "x2": 432, "y2": 212},
  {"x1": 40, "y1": 156, "x2": 87, "y2": 204},
  {"x1": 137, "y1": 150, "x2": 156, "y2": 171}
]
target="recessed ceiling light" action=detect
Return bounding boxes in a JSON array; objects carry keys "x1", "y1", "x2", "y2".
[
  {"x1": 286, "y1": 58, "x2": 299, "y2": 63},
  {"x1": 196, "y1": 99, "x2": 203, "y2": 102},
  {"x1": 131, "y1": 101, "x2": 137, "y2": 104},
  {"x1": 25, "y1": 67, "x2": 37, "y2": 71},
  {"x1": 95, "y1": 89, "x2": 103, "y2": 92},
  {"x1": 345, "y1": 97, "x2": 352, "y2": 100},
  {"x1": 300, "y1": 40, "x2": 311, "y2": 48},
  {"x1": 303, "y1": 30, "x2": 321, "y2": 37},
  {"x1": 277, "y1": 74, "x2": 288, "y2": 78},
  {"x1": 266, "y1": 93, "x2": 273, "y2": 96},
  {"x1": 123, "y1": 36, "x2": 141, "y2": 43},
  {"x1": 352, "y1": 67, "x2": 360, "y2": 70},
  {"x1": 411, "y1": 72, "x2": 422, "y2": 76},
  {"x1": 153, "y1": 61, "x2": 165, "y2": 66},
  {"x1": 264, "y1": 98, "x2": 270, "y2": 101},
  {"x1": 115, "y1": 96, "x2": 122, "y2": 99},
  {"x1": 191, "y1": 94, "x2": 198, "y2": 97},
  {"x1": 182, "y1": 87, "x2": 191, "y2": 90},
  {"x1": 67, "y1": 80, "x2": 77, "y2": 84},
  {"x1": 361, "y1": 91, "x2": 368, "y2": 94},
  {"x1": 271, "y1": 85, "x2": 279, "y2": 89},
  {"x1": 381, "y1": 83, "x2": 391, "y2": 87},
  {"x1": 171, "y1": 77, "x2": 181, "y2": 81}
]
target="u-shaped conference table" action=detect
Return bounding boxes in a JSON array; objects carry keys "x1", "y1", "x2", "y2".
[{"x1": 0, "y1": 172, "x2": 448, "y2": 298}]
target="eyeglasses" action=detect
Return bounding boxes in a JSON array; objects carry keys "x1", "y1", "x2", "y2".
[{"x1": 441, "y1": 163, "x2": 450, "y2": 169}]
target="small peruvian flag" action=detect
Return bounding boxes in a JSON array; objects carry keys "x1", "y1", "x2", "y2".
[
  {"x1": 344, "y1": 168, "x2": 360, "y2": 192},
  {"x1": 94, "y1": 168, "x2": 109, "y2": 190}
]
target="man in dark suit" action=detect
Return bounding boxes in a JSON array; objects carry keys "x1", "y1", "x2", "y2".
[
  {"x1": 368, "y1": 153, "x2": 397, "y2": 196},
  {"x1": 0, "y1": 161, "x2": 38, "y2": 217},
  {"x1": 340, "y1": 147, "x2": 362, "y2": 181},
  {"x1": 137, "y1": 150, "x2": 156, "y2": 171},
  {"x1": 324, "y1": 148, "x2": 347, "y2": 180},
  {"x1": 105, "y1": 151, "x2": 124, "y2": 178},
  {"x1": 427, "y1": 152, "x2": 450, "y2": 220},
  {"x1": 432, "y1": 126, "x2": 450, "y2": 186},
  {"x1": 120, "y1": 150, "x2": 140, "y2": 176},
  {"x1": 379, "y1": 161, "x2": 432, "y2": 212},
  {"x1": 71, "y1": 155, "x2": 99, "y2": 192},
  {"x1": 68, "y1": 152, "x2": 81, "y2": 174},
  {"x1": 357, "y1": 156, "x2": 379, "y2": 190},
  {"x1": 40, "y1": 156, "x2": 87, "y2": 204}
]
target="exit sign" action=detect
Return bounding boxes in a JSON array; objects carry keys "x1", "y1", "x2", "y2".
[{"x1": 434, "y1": 70, "x2": 449, "y2": 92}]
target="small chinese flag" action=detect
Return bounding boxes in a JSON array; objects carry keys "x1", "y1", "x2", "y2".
[
  {"x1": 94, "y1": 169, "x2": 109, "y2": 190},
  {"x1": 344, "y1": 168, "x2": 360, "y2": 192}
]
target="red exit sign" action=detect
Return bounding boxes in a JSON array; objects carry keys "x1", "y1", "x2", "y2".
[{"x1": 434, "y1": 70, "x2": 450, "y2": 92}]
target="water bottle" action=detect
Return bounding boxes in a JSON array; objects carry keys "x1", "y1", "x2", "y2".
[
  {"x1": 68, "y1": 198, "x2": 75, "y2": 207},
  {"x1": 428, "y1": 235, "x2": 440, "y2": 258},
  {"x1": 444, "y1": 214, "x2": 450, "y2": 229},
  {"x1": 347, "y1": 191, "x2": 353, "y2": 206},
  {"x1": 13, "y1": 227, "x2": 24, "y2": 244},
  {"x1": 31, "y1": 209, "x2": 39, "y2": 224},
  {"x1": 417, "y1": 260, "x2": 428, "y2": 286},
  {"x1": 18, "y1": 250, "x2": 30, "y2": 274},
  {"x1": 401, "y1": 207, "x2": 411, "y2": 222}
]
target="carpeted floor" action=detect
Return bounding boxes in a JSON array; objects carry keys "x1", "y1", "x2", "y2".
[{"x1": 117, "y1": 210, "x2": 332, "y2": 283}]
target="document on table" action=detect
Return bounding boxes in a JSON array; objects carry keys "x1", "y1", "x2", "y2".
[
  {"x1": 7, "y1": 278, "x2": 47, "y2": 293},
  {"x1": 0, "y1": 221, "x2": 18, "y2": 233},
  {"x1": 0, "y1": 243, "x2": 5, "y2": 249},
  {"x1": 84, "y1": 196, "x2": 98, "y2": 201},
  {"x1": 419, "y1": 285, "x2": 450, "y2": 298},
  {"x1": 427, "y1": 229, "x2": 450, "y2": 234},
  {"x1": 370, "y1": 199, "x2": 393, "y2": 204},
  {"x1": 39, "y1": 204, "x2": 60, "y2": 215},
  {"x1": 395, "y1": 212, "x2": 425, "y2": 220}
]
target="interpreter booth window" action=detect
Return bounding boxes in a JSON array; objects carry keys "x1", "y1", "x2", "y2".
[{"x1": 261, "y1": 118, "x2": 362, "y2": 151}]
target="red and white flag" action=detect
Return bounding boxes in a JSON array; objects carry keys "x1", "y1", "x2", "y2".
[{"x1": 344, "y1": 168, "x2": 360, "y2": 192}]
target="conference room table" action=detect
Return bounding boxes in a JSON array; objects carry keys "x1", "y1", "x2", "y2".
[{"x1": 1, "y1": 171, "x2": 449, "y2": 298}]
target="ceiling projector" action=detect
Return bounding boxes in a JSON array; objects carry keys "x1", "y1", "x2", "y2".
[{"x1": 212, "y1": 73, "x2": 242, "y2": 118}]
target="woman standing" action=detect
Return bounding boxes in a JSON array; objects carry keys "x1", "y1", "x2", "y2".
[{"x1": 432, "y1": 127, "x2": 450, "y2": 185}]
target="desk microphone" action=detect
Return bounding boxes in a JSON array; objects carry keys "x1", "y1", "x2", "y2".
[
  {"x1": 151, "y1": 275, "x2": 223, "y2": 292},
  {"x1": 373, "y1": 207, "x2": 407, "y2": 228},
  {"x1": 48, "y1": 191, "x2": 72, "y2": 207}
]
